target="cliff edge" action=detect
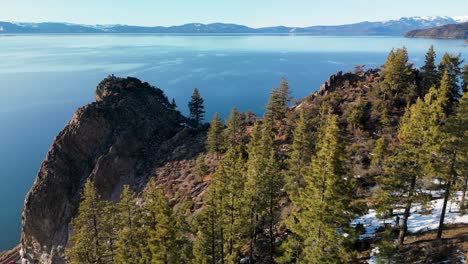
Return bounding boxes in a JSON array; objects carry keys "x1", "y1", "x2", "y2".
[{"x1": 20, "y1": 76, "x2": 203, "y2": 263}]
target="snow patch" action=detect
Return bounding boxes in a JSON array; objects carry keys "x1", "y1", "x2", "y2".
[
  {"x1": 453, "y1": 15, "x2": 468, "y2": 23},
  {"x1": 352, "y1": 191, "x2": 468, "y2": 239}
]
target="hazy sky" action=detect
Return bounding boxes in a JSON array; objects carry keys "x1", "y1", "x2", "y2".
[{"x1": 1, "y1": 0, "x2": 467, "y2": 27}]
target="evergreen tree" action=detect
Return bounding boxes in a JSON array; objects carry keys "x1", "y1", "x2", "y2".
[
  {"x1": 194, "y1": 143, "x2": 247, "y2": 264},
  {"x1": 380, "y1": 47, "x2": 415, "y2": 103},
  {"x1": 206, "y1": 113, "x2": 225, "y2": 155},
  {"x1": 66, "y1": 181, "x2": 108, "y2": 264},
  {"x1": 291, "y1": 114, "x2": 356, "y2": 263},
  {"x1": 193, "y1": 184, "x2": 222, "y2": 264},
  {"x1": 451, "y1": 93, "x2": 468, "y2": 213},
  {"x1": 437, "y1": 53, "x2": 462, "y2": 108},
  {"x1": 101, "y1": 200, "x2": 118, "y2": 263},
  {"x1": 378, "y1": 81, "x2": 450, "y2": 245},
  {"x1": 223, "y1": 108, "x2": 243, "y2": 147},
  {"x1": 142, "y1": 178, "x2": 179, "y2": 263},
  {"x1": 420, "y1": 45, "x2": 438, "y2": 97},
  {"x1": 115, "y1": 185, "x2": 144, "y2": 264},
  {"x1": 346, "y1": 99, "x2": 366, "y2": 130},
  {"x1": 188, "y1": 88, "x2": 205, "y2": 125},
  {"x1": 194, "y1": 154, "x2": 208, "y2": 182},
  {"x1": 435, "y1": 91, "x2": 468, "y2": 238},
  {"x1": 285, "y1": 108, "x2": 313, "y2": 200},
  {"x1": 371, "y1": 137, "x2": 388, "y2": 174},
  {"x1": 380, "y1": 101, "x2": 428, "y2": 245},
  {"x1": 171, "y1": 98, "x2": 177, "y2": 109},
  {"x1": 245, "y1": 121, "x2": 283, "y2": 262},
  {"x1": 217, "y1": 146, "x2": 247, "y2": 263},
  {"x1": 265, "y1": 77, "x2": 290, "y2": 129},
  {"x1": 461, "y1": 64, "x2": 468, "y2": 93}
]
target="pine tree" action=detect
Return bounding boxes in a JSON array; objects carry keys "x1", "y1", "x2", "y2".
[
  {"x1": 420, "y1": 45, "x2": 438, "y2": 97},
  {"x1": 217, "y1": 146, "x2": 247, "y2": 263},
  {"x1": 188, "y1": 88, "x2": 205, "y2": 125},
  {"x1": 115, "y1": 185, "x2": 144, "y2": 264},
  {"x1": 380, "y1": 47, "x2": 415, "y2": 103},
  {"x1": 451, "y1": 93, "x2": 468, "y2": 213},
  {"x1": 171, "y1": 98, "x2": 177, "y2": 109},
  {"x1": 66, "y1": 180, "x2": 108, "y2": 264},
  {"x1": 142, "y1": 178, "x2": 179, "y2": 263},
  {"x1": 371, "y1": 137, "x2": 388, "y2": 173},
  {"x1": 223, "y1": 108, "x2": 243, "y2": 147},
  {"x1": 101, "y1": 200, "x2": 118, "y2": 263},
  {"x1": 193, "y1": 172, "x2": 223, "y2": 264},
  {"x1": 379, "y1": 81, "x2": 450, "y2": 244},
  {"x1": 245, "y1": 122, "x2": 283, "y2": 262},
  {"x1": 437, "y1": 53, "x2": 462, "y2": 108},
  {"x1": 381, "y1": 101, "x2": 428, "y2": 245},
  {"x1": 194, "y1": 154, "x2": 208, "y2": 182},
  {"x1": 291, "y1": 114, "x2": 356, "y2": 263},
  {"x1": 264, "y1": 77, "x2": 290, "y2": 129},
  {"x1": 206, "y1": 113, "x2": 225, "y2": 155},
  {"x1": 435, "y1": 91, "x2": 468, "y2": 238},
  {"x1": 462, "y1": 64, "x2": 468, "y2": 93},
  {"x1": 285, "y1": 108, "x2": 313, "y2": 200},
  {"x1": 346, "y1": 99, "x2": 366, "y2": 131}
]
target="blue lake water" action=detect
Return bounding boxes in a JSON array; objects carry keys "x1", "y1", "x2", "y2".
[{"x1": 0, "y1": 34, "x2": 466, "y2": 250}]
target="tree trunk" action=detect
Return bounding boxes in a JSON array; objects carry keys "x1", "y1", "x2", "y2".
[
  {"x1": 398, "y1": 175, "x2": 416, "y2": 245},
  {"x1": 248, "y1": 204, "x2": 255, "y2": 264},
  {"x1": 461, "y1": 177, "x2": 467, "y2": 213},
  {"x1": 211, "y1": 209, "x2": 216, "y2": 264},
  {"x1": 437, "y1": 153, "x2": 457, "y2": 239},
  {"x1": 437, "y1": 180, "x2": 452, "y2": 239}
]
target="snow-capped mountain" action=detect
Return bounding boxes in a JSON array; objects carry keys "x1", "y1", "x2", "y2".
[
  {"x1": 0, "y1": 16, "x2": 465, "y2": 35},
  {"x1": 454, "y1": 15, "x2": 468, "y2": 23}
]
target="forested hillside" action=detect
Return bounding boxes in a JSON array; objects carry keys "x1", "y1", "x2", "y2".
[{"x1": 29, "y1": 47, "x2": 468, "y2": 264}]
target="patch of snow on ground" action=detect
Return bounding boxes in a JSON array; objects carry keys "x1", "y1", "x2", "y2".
[
  {"x1": 352, "y1": 191, "x2": 467, "y2": 240},
  {"x1": 352, "y1": 191, "x2": 467, "y2": 262},
  {"x1": 405, "y1": 191, "x2": 468, "y2": 233},
  {"x1": 366, "y1": 247, "x2": 379, "y2": 264}
]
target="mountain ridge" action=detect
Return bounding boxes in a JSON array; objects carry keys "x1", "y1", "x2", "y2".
[
  {"x1": 1, "y1": 16, "x2": 465, "y2": 35},
  {"x1": 405, "y1": 22, "x2": 468, "y2": 39}
]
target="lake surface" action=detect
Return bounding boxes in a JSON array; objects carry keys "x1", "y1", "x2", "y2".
[{"x1": 0, "y1": 34, "x2": 466, "y2": 250}]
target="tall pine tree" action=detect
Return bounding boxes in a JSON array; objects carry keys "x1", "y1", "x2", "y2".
[
  {"x1": 66, "y1": 181, "x2": 110, "y2": 264},
  {"x1": 223, "y1": 108, "x2": 243, "y2": 147},
  {"x1": 206, "y1": 113, "x2": 225, "y2": 156},
  {"x1": 142, "y1": 178, "x2": 179, "y2": 263},
  {"x1": 115, "y1": 185, "x2": 144, "y2": 264},
  {"x1": 380, "y1": 47, "x2": 415, "y2": 104},
  {"x1": 420, "y1": 45, "x2": 438, "y2": 97},
  {"x1": 244, "y1": 120, "x2": 283, "y2": 262},
  {"x1": 291, "y1": 114, "x2": 356, "y2": 263},
  {"x1": 188, "y1": 88, "x2": 205, "y2": 125}
]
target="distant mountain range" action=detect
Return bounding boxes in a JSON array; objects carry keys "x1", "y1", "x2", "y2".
[
  {"x1": 405, "y1": 22, "x2": 468, "y2": 39},
  {"x1": 0, "y1": 16, "x2": 467, "y2": 35}
]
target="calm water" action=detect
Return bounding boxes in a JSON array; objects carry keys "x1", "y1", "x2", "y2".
[{"x1": 0, "y1": 34, "x2": 466, "y2": 250}]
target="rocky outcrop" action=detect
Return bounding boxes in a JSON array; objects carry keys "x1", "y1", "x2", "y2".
[
  {"x1": 404, "y1": 22, "x2": 468, "y2": 39},
  {"x1": 20, "y1": 76, "x2": 200, "y2": 263}
]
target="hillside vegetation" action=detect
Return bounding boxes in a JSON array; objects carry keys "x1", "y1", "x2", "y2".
[{"x1": 22, "y1": 47, "x2": 468, "y2": 264}]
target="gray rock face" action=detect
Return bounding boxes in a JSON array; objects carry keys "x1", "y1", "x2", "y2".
[{"x1": 20, "y1": 76, "x2": 189, "y2": 263}]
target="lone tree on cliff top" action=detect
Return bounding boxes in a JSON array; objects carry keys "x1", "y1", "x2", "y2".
[{"x1": 188, "y1": 88, "x2": 205, "y2": 126}]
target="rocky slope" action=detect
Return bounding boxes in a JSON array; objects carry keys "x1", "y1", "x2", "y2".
[
  {"x1": 405, "y1": 22, "x2": 468, "y2": 39},
  {"x1": 20, "y1": 76, "x2": 206, "y2": 263}
]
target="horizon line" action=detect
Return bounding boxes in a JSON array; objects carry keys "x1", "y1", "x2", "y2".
[{"x1": 4, "y1": 15, "x2": 464, "y2": 29}]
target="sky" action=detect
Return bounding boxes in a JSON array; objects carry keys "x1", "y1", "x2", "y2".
[{"x1": 1, "y1": 0, "x2": 467, "y2": 27}]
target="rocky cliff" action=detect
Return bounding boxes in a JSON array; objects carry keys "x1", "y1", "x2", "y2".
[{"x1": 20, "y1": 76, "x2": 206, "y2": 263}]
